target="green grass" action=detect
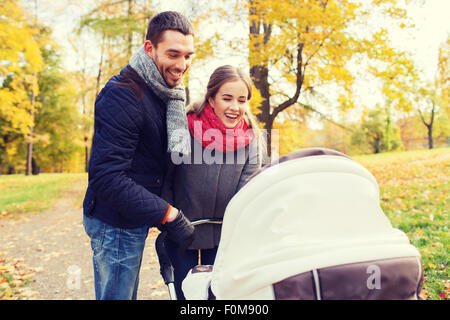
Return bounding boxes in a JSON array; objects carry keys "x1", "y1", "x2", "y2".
[
  {"x1": 355, "y1": 147, "x2": 449, "y2": 300},
  {"x1": 0, "y1": 173, "x2": 87, "y2": 217},
  {"x1": 1, "y1": 149, "x2": 449, "y2": 299}
]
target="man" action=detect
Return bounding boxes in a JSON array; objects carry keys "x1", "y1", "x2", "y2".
[{"x1": 83, "y1": 11, "x2": 195, "y2": 300}]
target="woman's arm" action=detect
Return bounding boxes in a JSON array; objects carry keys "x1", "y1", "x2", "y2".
[{"x1": 236, "y1": 140, "x2": 263, "y2": 191}]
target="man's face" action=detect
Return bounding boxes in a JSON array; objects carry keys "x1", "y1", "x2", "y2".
[{"x1": 144, "y1": 30, "x2": 194, "y2": 88}]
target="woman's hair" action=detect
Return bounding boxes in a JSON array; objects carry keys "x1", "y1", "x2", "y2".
[
  {"x1": 187, "y1": 65, "x2": 266, "y2": 158},
  {"x1": 187, "y1": 65, "x2": 255, "y2": 124}
]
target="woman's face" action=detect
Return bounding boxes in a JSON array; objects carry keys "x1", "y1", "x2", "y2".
[{"x1": 208, "y1": 80, "x2": 249, "y2": 129}]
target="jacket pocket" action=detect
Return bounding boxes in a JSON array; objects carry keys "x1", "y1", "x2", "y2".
[
  {"x1": 83, "y1": 215, "x2": 106, "y2": 255},
  {"x1": 128, "y1": 173, "x2": 163, "y2": 195}
]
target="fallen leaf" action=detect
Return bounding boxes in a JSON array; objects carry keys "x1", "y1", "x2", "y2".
[{"x1": 438, "y1": 292, "x2": 448, "y2": 300}]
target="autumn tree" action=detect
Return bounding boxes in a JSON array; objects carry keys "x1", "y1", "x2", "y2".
[
  {"x1": 351, "y1": 106, "x2": 402, "y2": 154},
  {"x1": 0, "y1": 1, "x2": 84, "y2": 174},
  {"x1": 77, "y1": 0, "x2": 155, "y2": 95},
  {"x1": 32, "y1": 27, "x2": 84, "y2": 173},
  {"x1": 437, "y1": 36, "x2": 449, "y2": 111},
  {"x1": 397, "y1": 115, "x2": 425, "y2": 150},
  {"x1": 411, "y1": 36, "x2": 450, "y2": 150},
  {"x1": 78, "y1": 0, "x2": 216, "y2": 107},
  {"x1": 434, "y1": 36, "x2": 450, "y2": 145},
  {"x1": 417, "y1": 92, "x2": 436, "y2": 149},
  {"x1": 221, "y1": 0, "x2": 417, "y2": 157},
  {"x1": 0, "y1": 0, "x2": 44, "y2": 173}
]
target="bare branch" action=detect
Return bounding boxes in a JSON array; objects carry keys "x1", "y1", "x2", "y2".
[{"x1": 272, "y1": 42, "x2": 304, "y2": 119}]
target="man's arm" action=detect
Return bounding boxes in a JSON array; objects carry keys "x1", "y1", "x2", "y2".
[{"x1": 89, "y1": 86, "x2": 168, "y2": 227}]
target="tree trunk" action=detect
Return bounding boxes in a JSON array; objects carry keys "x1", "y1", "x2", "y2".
[
  {"x1": 26, "y1": 87, "x2": 35, "y2": 176},
  {"x1": 31, "y1": 157, "x2": 40, "y2": 175},
  {"x1": 249, "y1": 0, "x2": 272, "y2": 157},
  {"x1": 251, "y1": 65, "x2": 271, "y2": 124},
  {"x1": 95, "y1": 35, "x2": 105, "y2": 97},
  {"x1": 85, "y1": 136, "x2": 89, "y2": 172},
  {"x1": 428, "y1": 126, "x2": 433, "y2": 149},
  {"x1": 248, "y1": 2, "x2": 306, "y2": 159},
  {"x1": 26, "y1": 138, "x2": 33, "y2": 175},
  {"x1": 419, "y1": 99, "x2": 435, "y2": 150},
  {"x1": 374, "y1": 139, "x2": 381, "y2": 154},
  {"x1": 127, "y1": 0, "x2": 133, "y2": 58}
]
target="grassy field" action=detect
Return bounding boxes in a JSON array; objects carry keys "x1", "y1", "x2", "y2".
[
  {"x1": 0, "y1": 173, "x2": 87, "y2": 218},
  {"x1": 355, "y1": 147, "x2": 449, "y2": 300},
  {"x1": 0, "y1": 148, "x2": 448, "y2": 300}
]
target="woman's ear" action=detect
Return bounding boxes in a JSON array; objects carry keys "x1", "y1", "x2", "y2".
[{"x1": 207, "y1": 97, "x2": 214, "y2": 109}]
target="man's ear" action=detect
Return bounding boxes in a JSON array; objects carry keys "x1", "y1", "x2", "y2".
[{"x1": 144, "y1": 40, "x2": 154, "y2": 59}]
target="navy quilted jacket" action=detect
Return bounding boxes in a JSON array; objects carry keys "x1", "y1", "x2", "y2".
[{"x1": 83, "y1": 66, "x2": 170, "y2": 228}]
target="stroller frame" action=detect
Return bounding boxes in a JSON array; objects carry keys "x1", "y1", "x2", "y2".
[{"x1": 155, "y1": 218, "x2": 222, "y2": 300}]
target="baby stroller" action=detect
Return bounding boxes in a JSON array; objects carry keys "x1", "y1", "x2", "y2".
[{"x1": 156, "y1": 148, "x2": 423, "y2": 300}]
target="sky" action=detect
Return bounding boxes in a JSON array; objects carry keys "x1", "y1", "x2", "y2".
[
  {"x1": 32, "y1": 0, "x2": 449, "y2": 116},
  {"x1": 388, "y1": 0, "x2": 449, "y2": 81}
]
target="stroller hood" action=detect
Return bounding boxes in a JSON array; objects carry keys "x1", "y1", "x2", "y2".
[{"x1": 210, "y1": 148, "x2": 421, "y2": 299}]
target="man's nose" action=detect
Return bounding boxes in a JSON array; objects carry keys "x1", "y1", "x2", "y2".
[{"x1": 175, "y1": 58, "x2": 188, "y2": 72}]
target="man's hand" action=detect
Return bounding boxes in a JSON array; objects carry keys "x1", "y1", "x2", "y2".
[{"x1": 162, "y1": 208, "x2": 195, "y2": 251}]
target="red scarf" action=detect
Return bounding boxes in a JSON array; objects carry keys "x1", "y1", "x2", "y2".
[{"x1": 187, "y1": 103, "x2": 254, "y2": 152}]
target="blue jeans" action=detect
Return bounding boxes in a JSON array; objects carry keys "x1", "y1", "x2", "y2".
[
  {"x1": 165, "y1": 238, "x2": 217, "y2": 300},
  {"x1": 83, "y1": 214, "x2": 149, "y2": 300}
]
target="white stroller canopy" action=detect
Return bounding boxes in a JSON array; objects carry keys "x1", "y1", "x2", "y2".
[{"x1": 210, "y1": 148, "x2": 421, "y2": 299}]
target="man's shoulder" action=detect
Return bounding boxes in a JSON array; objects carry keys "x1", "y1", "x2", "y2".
[{"x1": 98, "y1": 76, "x2": 140, "y2": 107}]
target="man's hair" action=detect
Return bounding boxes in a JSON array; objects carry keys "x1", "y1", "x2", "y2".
[{"x1": 146, "y1": 11, "x2": 194, "y2": 47}]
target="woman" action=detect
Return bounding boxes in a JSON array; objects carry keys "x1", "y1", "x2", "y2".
[{"x1": 162, "y1": 65, "x2": 264, "y2": 299}]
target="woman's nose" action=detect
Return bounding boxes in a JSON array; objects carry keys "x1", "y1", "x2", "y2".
[{"x1": 229, "y1": 101, "x2": 239, "y2": 111}]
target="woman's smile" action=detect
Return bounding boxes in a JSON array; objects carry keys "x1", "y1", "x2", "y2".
[{"x1": 208, "y1": 80, "x2": 249, "y2": 129}]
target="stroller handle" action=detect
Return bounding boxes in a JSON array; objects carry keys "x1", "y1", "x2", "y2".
[
  {"x1": 155, "y1": 218, "x2": 223, "y2": 300},
  {"x1": 191, "y1": 218, "x2": 223, "y2": 226}
]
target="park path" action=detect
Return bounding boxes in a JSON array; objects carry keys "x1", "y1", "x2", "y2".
[{"x1": 0, "y1": 178, "x2": 169, "y2": 300}]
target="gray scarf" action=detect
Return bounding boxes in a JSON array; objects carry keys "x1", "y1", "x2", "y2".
[{"x1": 129, "y1": 45, "x2": 190, "y2": 156}]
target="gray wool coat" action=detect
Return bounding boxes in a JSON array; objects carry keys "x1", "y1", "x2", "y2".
[{"x1": 162, "y1": 136, "x2": 261, "y2": 249}]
